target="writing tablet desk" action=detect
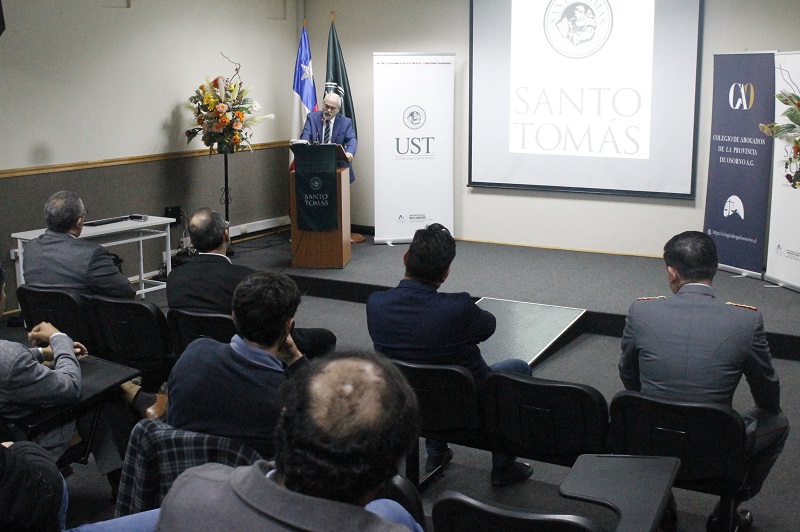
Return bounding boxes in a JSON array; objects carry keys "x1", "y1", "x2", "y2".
[
  {"x1": 12, "y1": 216, "x2": 175, "y2": 298},
  {"x1": 8, "y1": 356, "x2": 140, "y2": 464},
  {"x1": 560, "y1": 454, "x2": 680, "y2": 532}
]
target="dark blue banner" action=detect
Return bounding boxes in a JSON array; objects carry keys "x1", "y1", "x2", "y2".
[{"x1": 704, "y1": 53, "x2": 775, "y2": 275}]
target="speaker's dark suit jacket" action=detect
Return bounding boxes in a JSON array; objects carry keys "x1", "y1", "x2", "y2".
[
  {"x1": 166, "y1": 254, "x2": 336, "y2": 357},
  {"x1": 299, "y1": 111, "x2": 357, "y2": 182},
  {"x1": 23, "y1": 229, "x2": 135, "y2": 299}
]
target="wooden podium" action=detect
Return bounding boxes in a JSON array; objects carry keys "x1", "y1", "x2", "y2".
[{"x1": 289, "y1": 144, "x2": 351, "y2": 268}]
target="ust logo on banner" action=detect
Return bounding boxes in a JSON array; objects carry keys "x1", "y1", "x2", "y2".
[
  {"x1": 373, "y1": 53, "x2": 454, "y2": 245},
  {"x1": 396, "y1": 106, "x2": 434, "y2": 156},
  {"x1": 729, "y1": 83, "x2": 756, "y2": 110}
]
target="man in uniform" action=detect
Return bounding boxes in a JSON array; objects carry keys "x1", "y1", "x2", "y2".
[{"x1": 619, "y1": 231, "x2": 789, "y2": 531}]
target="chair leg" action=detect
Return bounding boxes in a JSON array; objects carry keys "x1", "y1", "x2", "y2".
[
  {"x1": 405, "y1": 439, "x2": 420, "y2": 487},
  {"x1": 404, "y1": 437, "x2": 446, "y2": 492},
  {"x1": 80, "y1": 405, "x2": 103, "y2": 464},
  {"x1": 720, "y1": 495, "x2": 736, "y2": 532}
]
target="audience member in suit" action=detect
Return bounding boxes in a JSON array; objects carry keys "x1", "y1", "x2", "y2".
[
  {"x1": 299, "y1": 92, "x2": 358, "y2": 181},
  {"x1": 157, "y1": 352, "x2": 422, "y2": 532},
  {"x1": 0, "y1": 440, "x2": 67, "y2": 532},
  {"x1": 166, "y1": 207, "x2": 336, "y2": 357},
  {"x1": 366, "y1": 223, "x2": 534, "y2": 487},
  {"x1": 0, "y1": 320, "x2": 132, "y2": 484},
  {"x1": 23, "y1": 190, "x2": 136, "y2": 299},
  {"x1": 167, "y1": 272, "x2": 310, "y2": 458},
  {"x1": 619, "y1": 231, "x2": 790, "y2": 532}
]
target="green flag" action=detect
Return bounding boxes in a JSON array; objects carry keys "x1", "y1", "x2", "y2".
[{"x1": 325, "y1": 20, "x2": 357, "y2": 136}]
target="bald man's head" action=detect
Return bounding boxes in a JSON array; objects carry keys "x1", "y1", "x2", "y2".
[
  {"x1": 322, "y1": 92, "x2": 342, "y2": 120},
  {"x1": 274, "y1": 352, "x2": 418, "y2": 504}
]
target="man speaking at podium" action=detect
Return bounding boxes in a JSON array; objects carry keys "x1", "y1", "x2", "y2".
[{"x1": 299, "y1": 92, "x2": 357, "y2": 181}]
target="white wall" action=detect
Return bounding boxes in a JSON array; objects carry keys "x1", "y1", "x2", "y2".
[
  {"x1": 3, "y1": 0, "x2": 797, "y2": 256},
  {"x1": 0, "y1": 0, "x2": 295, "y2": 168},
  {"x1": 304, "y1": 0, "x2": 800, "y2": 255}
]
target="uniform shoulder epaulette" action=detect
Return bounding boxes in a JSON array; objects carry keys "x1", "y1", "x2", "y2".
[
  {"x1": 726, "y1": 302, "x2": 758, "y2": 311},
  {"x1": 636, "y1": 296, "x2": 666, "y2": 301}
]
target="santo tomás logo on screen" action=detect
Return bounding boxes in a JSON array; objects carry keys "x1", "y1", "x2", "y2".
[{"x1": 544, "y1": 1, "x2": 613, "y2": 59}]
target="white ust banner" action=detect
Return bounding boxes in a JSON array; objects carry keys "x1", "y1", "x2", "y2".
[
  {"x1": 765, "y1": 51, "x2": 800, "y2": 292},
  {"x1": 373, "y1": 53, "x2": 455, "y2": 244}
]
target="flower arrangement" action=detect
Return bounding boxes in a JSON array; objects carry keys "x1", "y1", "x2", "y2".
[
  {"x1": 185, "y1": 65, "x2": 273, "y2": 154},
  {"x1": 759, "y1": 90, "x2": 800, "y2": 188}
]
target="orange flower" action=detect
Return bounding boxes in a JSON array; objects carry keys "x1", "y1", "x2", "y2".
[
  {"x1": 232, "y1": 133, "x2": 241, "y2": 145},
  {"x1": 235, "y1": 111, "x2": 245, "y2": 121},
  {"x1": 219, "y1": 115, "x2": 230, "y2": 126}
]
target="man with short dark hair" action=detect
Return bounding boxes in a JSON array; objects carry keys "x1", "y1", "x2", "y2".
[
  {"x1": 167, "y1": 207, "x2": 336, "y2": 357},
  {"x1": 157, "y1": 352, "x2": 422, "y2": 531},
  {"x1": 166, "y1": 272, "x2": 309, "y2": 458},
  {"x1": 366, "y1": 223, "x2": 533, "y2": 487},
  {"x1": 619, "y1": 231, "x2": 789, "y2": 531},
  {"x1": 23, "y1": 191, "x2": 135, "y2": 299}
]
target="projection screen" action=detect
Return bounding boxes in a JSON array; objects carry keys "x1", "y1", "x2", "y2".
[{"x1": 469, "y1": 0, "x2": 701, "y2": 197}]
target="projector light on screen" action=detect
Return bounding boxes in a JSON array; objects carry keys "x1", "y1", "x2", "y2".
[
  {"x1": 509, "y1": 0, "x2": 654, "y2": 159},
  {"x1": 470, "y1": 0, "x2": 701, "y2": 197}
]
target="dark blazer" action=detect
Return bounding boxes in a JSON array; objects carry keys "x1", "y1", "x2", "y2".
[
  {"x1": 366, "y1": 279, "x2": 496, "y2": 382},
  {"x1": 157, "y1": 461, "x2": 410, "y2": 532},
  {"x1": 23, "y1": 229, "x2": 135, "y2": 299},
  {"x1": 0, "y1": 441, "x2": 65, "y2": 532},
  {"x1": 619, "y1": 283, "x2": 782, "y2": 413},
  {"x1": 166, "y1": 254, "x2": 254, "y2": 314},
  {"x1": 166, "y1": 254, "x2": 336, "y2": 357},
  {"x1": 300, "y1": 111, "x2": 358, "y2": 182}
]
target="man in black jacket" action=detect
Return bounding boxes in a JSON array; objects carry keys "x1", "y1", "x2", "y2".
[{"x1": 167, "y1": 208, "x2": 335, "y2": 357}]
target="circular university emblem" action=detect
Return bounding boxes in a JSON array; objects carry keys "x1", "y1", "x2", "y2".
[
  {"x1": 543, "y1": 0, "x2": 613, "y2": 59},
  {"x1": 403, "y1": 106, "x2": 426, "y2": 130},
  {"x1": 309, "y1": 177, "x2": 323, "y2": 191}
]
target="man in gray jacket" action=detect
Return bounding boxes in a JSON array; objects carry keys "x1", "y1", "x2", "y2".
[
  {"x1": 23, "y1": 190, "x2": 135, "y2": 299},
  {"x1": 619, "y1": 231, "x2": 789, "y2": 531}
]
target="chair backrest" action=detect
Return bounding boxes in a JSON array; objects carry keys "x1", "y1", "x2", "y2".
[
  {"x1": 16, "y1": 284, "x2": 96, "y2": 352},
  {"x1": 390, "y1": 359, "x2": 487, "y2": 447},
  {"x1": 89, "y1": 295, "x2": 172, "y2": 390},
  {"x1": 166, "y1": 309, "x2": 237, "y2": 357},
  {"x1": 609, "y1": 390, "x2": 748, "y2": 497},
  {"x1": 484, "y1": 373, "x2": 609, "y2": 466},
  {"x1": 115, "y1": 418, "x2": 262, "y2": 517},
  {"x1": 375, "y1": 475, "x2": 428, "y2": 532},
  {"x1": 432, "y1": 490, "x2": 605, "y2": 532}
]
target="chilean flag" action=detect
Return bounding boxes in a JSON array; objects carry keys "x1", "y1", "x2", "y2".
[{"x1": 292, "y1": 24, "x2": 317, "y2": 141}]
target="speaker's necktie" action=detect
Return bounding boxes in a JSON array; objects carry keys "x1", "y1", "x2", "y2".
[{"x1": 324, "y1": 119, "x2": 332, "y2": 144}]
